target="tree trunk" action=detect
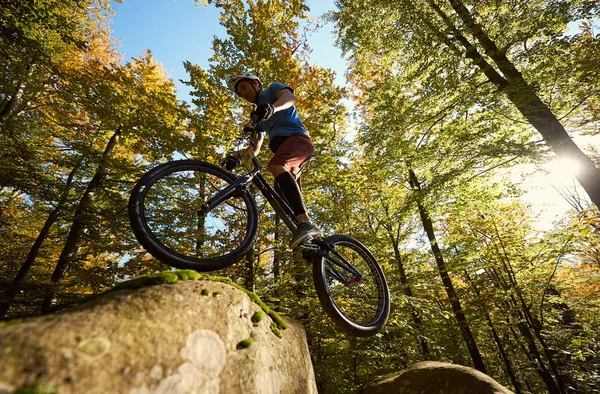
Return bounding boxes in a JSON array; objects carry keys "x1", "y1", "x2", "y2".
[
  {"x1": 464, "y1": 270, "x2": 522, "y2": 393},
  {"x1": 0, "y1": 62, "x2": 34, "y2": 120},
  {"x1": 512, "y1": 330, "x2": 539, "y2": 393},
  {"x1": 438, "y1": 0, "x2": 600, "y2": 207},
  {"x1": 391, "y1": 238, "x2": 431, "y2": 359},
  {"x1": 273, "y1": 215, "x2": 282, "y2": 280},
  {"x1": 41, "y1": 127, "x2": 122, "y2": 313},
  {"x1": 488, "y1": 221, "x2": 566, "y2": 394},
  {"x1": 515, "y1": 318, "x2": 562, "y2": 394},
  {"x1": 520, "y1": 298, "x2": 567, "y2": 394},
  {"x1": 244, "y1": 246, "x2": 255, "y2": 292},
  {"x1": 350, "y1": 336, "x2": 358, "y2": 387},
  {"x1": 292, "y1": 251, "x2": 306, "y2": 301},
  {"x1": 408, "y1": 169, "x2": 487, "y2": 373},
  {"x1": 272, "y1": 215, "x2": 283, "y2": 303},
  {"x1": 0, "y1": 160, "x2": 82, "y2": 318},
  {"x1": 489, "y1": 267, "x2": 562, "y2": 394}
]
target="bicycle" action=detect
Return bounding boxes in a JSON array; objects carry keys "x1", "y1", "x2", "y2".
[{"x1": 128, "y1": 119, "x2": 390, "y2": 337}]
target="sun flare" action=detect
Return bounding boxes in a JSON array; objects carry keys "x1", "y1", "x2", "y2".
[{"x1": 545, "y1": 157, "x2": 581, "y2": 181}]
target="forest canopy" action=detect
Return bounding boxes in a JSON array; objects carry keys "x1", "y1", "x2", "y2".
[{"x1": 1, "y1": 0, "x2": 599, "y2": 393}]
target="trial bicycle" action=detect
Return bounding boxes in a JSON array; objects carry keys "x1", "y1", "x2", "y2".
[{"x1": 128, "y1": 120, "x2": 390, "y2": 337}]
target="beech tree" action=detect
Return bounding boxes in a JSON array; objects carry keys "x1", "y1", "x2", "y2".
[
  {"x1": 0, "y1": 0, "x2": 189, "y2": 316},
  {"x1": 40, "y1": 50, "x2": 189, "y2": 312},
  {"x1": 331, "y1": 0, "x2": 600, "y2": 207},
  {"x1": 2, "y1": 1, "x2": 599, "y2": 393}
]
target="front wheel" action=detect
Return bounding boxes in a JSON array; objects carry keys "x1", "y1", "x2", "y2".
[
  {"x1": 312, "y1": 235, "x2": 390, "y2": 337},
  {"x1": 128, "y1": 160, "x2": 259, "y2": 271}
]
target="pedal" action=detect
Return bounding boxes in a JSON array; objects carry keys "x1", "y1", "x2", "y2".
[
  {"x1": 300, "y1": 241, "x2": 321, "y2": 265},
  {"x1": 300, "y1": 241, "x2": 319, "y2": 251}
]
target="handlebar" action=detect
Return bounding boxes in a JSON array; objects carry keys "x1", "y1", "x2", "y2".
[{"x1": 222, "y1": 116, "x2": 264, "y2": 172}]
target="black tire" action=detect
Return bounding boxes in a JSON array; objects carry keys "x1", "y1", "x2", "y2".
[
  {"x1": 313, "y1": 234, "x2": 390, "y2": 337},
  {"x1": 129, "y1": 160, "x2": 258, "y2": 271}
]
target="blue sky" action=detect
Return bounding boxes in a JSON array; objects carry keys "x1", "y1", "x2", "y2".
[{"x1": 109, "y1": 0, "x2": 347, "y2": 103}]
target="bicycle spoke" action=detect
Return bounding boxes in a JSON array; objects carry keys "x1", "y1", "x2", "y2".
[
  {"x1": 143, "y1": 169, "x2": 252, "y2": 260},
  {"x1": 321, "y1": 241, "x2": 384, "y2": 326}
]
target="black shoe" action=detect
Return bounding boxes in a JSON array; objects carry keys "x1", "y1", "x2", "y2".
[{"x1": 289, "y1": 222, "x2": 322, "y2": 249}]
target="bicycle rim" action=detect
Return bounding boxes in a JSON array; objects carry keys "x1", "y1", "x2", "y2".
[
  {"x1": 130, "y1": 161, "x2": 257, "y2": 270},
  {"x1": 315, "y1": 235, "x2": 389, "y2": 335}
]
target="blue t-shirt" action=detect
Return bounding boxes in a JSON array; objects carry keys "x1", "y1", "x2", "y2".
[{"x1": 256, "y1": 82, "x2": 309, "y2": 140}]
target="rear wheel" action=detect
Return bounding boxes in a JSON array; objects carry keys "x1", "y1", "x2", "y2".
[
  {"x1": 312, "y1": 235, "x2": 390, "y2": 337},
  {"x1": 128, "y1": 160, "x2": 258, "y2": 271}
]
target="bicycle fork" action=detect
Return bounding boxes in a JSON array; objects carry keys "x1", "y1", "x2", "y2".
[{"x1": 303, "y1": 239, "x2": 363, "y2": 288}]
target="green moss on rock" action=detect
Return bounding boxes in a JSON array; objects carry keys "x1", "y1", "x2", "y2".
[
  {"x1": 194, "y1": 274, "x2": 287, "y2": 333},
  {"x1": 113, "y1": 271, "x2": 179, "y2": 290},
  {"x1": 111, "y1": 271, "x2": 287, "y2": 334},
  {"x1": 251, "y1": 311, "x2": 263, "y2": 324},
  {"x1": 0, "y1": 318, "x2": 24, "y2": 329},
  {"x1": 14, "y1": 384, "x2": 58, "y2": 394},
  {"x1": 236, "y1": 338, "x2": 253, "y2": 349},
  {"x1": 201, "y1": 288, "x2": 210, "y2": 296},
  {"x1": 270, "y1": 322, "x2": 282, "y2": 338},
  {"x1": 174, "y1": 270, "x2": 201, "y2": 281},
  {"x1": 243, "y1": 289, "x2": 287, "y2": 331}
]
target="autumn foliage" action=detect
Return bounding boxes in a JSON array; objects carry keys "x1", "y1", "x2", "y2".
[{"x1": 1, "y1": 1, "x2": 599, "y2": 393}]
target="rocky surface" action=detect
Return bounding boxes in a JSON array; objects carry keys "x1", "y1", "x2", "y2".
[
  {"x1": 361, "y1": 361, "x2": 515, "y2": 394},
  {"x1": 0, "y1": 274, "x2": 316, "y2": 394}
]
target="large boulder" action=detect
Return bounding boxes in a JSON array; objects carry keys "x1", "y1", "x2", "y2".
[
  {"x1": 0, "y1": 273, "x2": 317, "y2": 394},
  {"x1": 362, "y1": 361, "x2": 514, "y2": 394}
]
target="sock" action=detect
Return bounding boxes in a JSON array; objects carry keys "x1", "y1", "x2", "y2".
[{"x1": 275, "y1": 172, "x2": 306, "y2": 216}]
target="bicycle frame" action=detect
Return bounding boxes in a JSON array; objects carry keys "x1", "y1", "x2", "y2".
[
  {"x1": 200, "y1": 125, "x2": 299, "y2": 235},
  {"x1": 199, "y1": 122, "x2": 365, "y2": 286}
]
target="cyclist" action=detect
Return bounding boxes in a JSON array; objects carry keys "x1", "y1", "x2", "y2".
[{"x1": 228, "y1": 73, "x2": 321, "y2": 249}]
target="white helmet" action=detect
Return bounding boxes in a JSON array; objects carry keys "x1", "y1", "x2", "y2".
[{"x1": 228, "y1": 73, "x2": 262, "y2": 95}]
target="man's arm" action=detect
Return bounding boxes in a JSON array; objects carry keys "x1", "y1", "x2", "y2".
[
  {"x1": 253, "y1": 86, "x2": 296, "y2": 122},
  {"x1": 252, "y1": 132, "x2": 264, "y2": 155},
  {"x1": 244, "y1": 132, "x2": 264, "y2": 162},
  {"x1": 272, "y1": 88, "x2": 296, "y2": 112}
]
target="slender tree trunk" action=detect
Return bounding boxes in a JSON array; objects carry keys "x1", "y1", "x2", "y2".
[
  {"x1": 273, "y1": 216, "x2": 282, "y2": 280},
  {"x1": 350, "y1": 336, "x2": 358, "y2": 387},
  {"x1": 0, "y1": 160, "x2": 82, "y2": 318},
  {"x1": 490, "y1": 269, "x2": 562, "y2": 394},
  {"x1": 0, "y1": 62, "x2": 34, "y2": 119},
  {"x1": 431, "y1": 0, "x2": 600, "y2": 207},
  {"x1": 391, "y1": 238, "x2": 431, "y2": 359},
  {"x1": 464, "y1": 270, "x2": 522, "y2": 393},
  {"x1": 521, "y1": 301, "x2": 567, "y2": 394},
  {"x1": 515, "y1": 318, "x2": 562, "y2": 394},
  {"x1": 195, "y1": 171, "x2": 209, "y2": 255},
  {"x1": 41, "y1": 127, "x2": 122, "y2": 313},
  {"x1": 486, "y1": 314, "x2": 523, "y2": 392},
  {"x1": 292, "y1": 251, "x2": 306, "y2": 301},
  {"x1": 272, "y1": 215, "x2": 283, "y2": 303},
  {"x1": 408, "y1": 169, "x2": 487, "y2": 373},
  {"x1": 489, "y1": 221, "x2": 567, "y2": 394},
  {"x1": 244, "y1": 247, "x2": 255, "y2": 292},
  {"x1": 508, "y1": 324, "x2": 538, "y2": 393}
]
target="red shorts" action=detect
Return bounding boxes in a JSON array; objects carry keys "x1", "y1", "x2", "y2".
[{"x1": 268, "y1": 134, "x2": 314, "y2": 178}]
